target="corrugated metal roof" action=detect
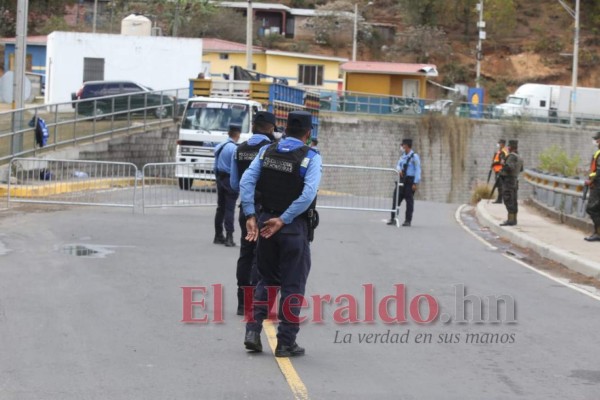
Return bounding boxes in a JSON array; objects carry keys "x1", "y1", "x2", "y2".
[
  {"x1": 218, "y1": 2, "x2": 291, "y2": 11},
  {"x1": 341, "y1": 61, "x2": 438, "y2": 76}
]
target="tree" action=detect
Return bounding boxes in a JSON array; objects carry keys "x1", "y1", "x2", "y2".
[
  {"x1": 0, "y1": 0, "x2": 76, "y2": 36},
  {"x1": 484, "y1": 0, "x2": 516, "y2": 39}
]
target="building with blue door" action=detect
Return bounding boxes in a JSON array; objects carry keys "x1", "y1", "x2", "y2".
[{"x1": 0, "y1": 36, "x2": 48, "y2": 85}]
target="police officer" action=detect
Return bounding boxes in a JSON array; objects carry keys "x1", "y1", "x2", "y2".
[
  {"x1": 230, "y1": 111, "x2": 277, "y2": 315},
  {"x1": 491, "y1": 139, "x2": 509, "y2": 203},
  {"x1": 584, "y1": 131, "x2": 600, "y2": 241},
  {"x1": 241, "y1": 111, "x2": 322, "y2": 357},
  {"x1": 387, "y1": 138, "x2": 421, "y2": 227},
  {"x1": 499, "y1": 139, "x2": 524, "y2": 226},
  {"x1": 213, "y1": 124, "x2": 240, "y2": 246}
]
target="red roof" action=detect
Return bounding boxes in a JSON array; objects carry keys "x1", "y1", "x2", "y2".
[
  {"x1": 341, "y1": 61, "x2": 438, "y2": 76},
  {"x1": 202, "y1": 38, "x2": 264, "y2": 53},
  {"x1": 0, "y1": 35, "x2": 48, "y2": 45}
]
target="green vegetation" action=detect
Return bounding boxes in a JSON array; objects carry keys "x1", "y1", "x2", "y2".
[{"x1": 538, "y1": 145, "x2": 581, "y2": 177}]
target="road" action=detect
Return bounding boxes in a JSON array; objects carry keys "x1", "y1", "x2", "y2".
[{"x1": 0, "y1": 202, "x2": 599, "y2": 399}]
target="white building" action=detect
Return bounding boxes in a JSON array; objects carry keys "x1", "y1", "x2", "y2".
[{"x1": 45, "y1": 31, "x2": 203, "y2": 104}]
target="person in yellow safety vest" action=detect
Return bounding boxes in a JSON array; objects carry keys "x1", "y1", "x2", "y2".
[
  {"x1": 584, "y1": 131, "x2": 600, "y2": 242},
  {"x1": 491, "y1": 139, "x2": 509, "y2": 204}
]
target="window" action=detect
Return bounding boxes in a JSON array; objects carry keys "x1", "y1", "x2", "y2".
[
  {"x1": 540, "y1": 100, "x2": 546, "y2": 107},
  {"x1": 83, "y1": 58, "x2": 105, "y2": 82},
  {"x1": 219, "y1": 53, "x2": 229, "y2": 60},
  {"x1": 298, "y1": 65, "x2": 324, "y2": 86}
]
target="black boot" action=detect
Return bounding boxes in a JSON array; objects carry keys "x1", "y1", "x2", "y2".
[
  {"x1": 275, "y1": 342, "x2": 305, "y2": 357},
  {"x1": 244, "y1": 331, "x2": 262, "y2": 352},
  {"x1": 237, "y1": 288, "x2": 244, "y2": 316},
  {"x1": 500, "y1": 213, "x2": 517, "y2": 226},
  {"x1": 584, "y1": 225, "x2": 600, "y2": 242},
  {"x1": 213, "y1": 233, "x2": 226, "y2": 244},
  {"x1": 224, "y1": 232, "x2": 236, "y2": 247}
]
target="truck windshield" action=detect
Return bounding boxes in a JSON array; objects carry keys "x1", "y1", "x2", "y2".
[
  {"x1": 507, "y1": 97, "x2": 524, "y2": 105},
  {"x1": 182, "y1": 101, "x2": 250, "y2": 132}
]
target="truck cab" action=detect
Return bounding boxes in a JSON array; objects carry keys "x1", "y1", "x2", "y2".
[
  {"x1": 175, "y1": 97, "x2": 263, "y2": 189},
  {"x1": 494, "y1": 83, "x2": 559, "y2": 119}
]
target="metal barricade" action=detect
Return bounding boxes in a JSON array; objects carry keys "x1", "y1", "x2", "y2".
[
  {"x1": 7, "y1": 158, "x2": 138, "y2": 209},
  {"x1": 142, "y1": 162, "x2": 218, "y2": 212},
  {"x1": 320, "y1": 164, "x2": 400, "y2": 223}
]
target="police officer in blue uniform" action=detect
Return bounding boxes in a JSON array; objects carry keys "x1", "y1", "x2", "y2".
[
  {"x1": 213, "y1": 124, "x2": 240, "y2": 247},
  {"x1": 387, "y1": 138, "x2": 421, "y2": 227},
  {"x1": 241, "y1": 111, "x2": 322, "y2": 357},
  {"x1": 230, "y1": 111, "x2": 277, "y2": 315}
]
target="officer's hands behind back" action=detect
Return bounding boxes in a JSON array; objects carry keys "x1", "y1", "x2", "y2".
[{"x1": 260, "y1": 218, "x2": 284, "y2": 239}]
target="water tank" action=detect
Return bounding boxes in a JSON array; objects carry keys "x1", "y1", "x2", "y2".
[{"x1": 121, "y1": 14, "x2": 152, "y2": 36}]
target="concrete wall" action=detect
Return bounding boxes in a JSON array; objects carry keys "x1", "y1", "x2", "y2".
[
  {"x1": 45, "y1": 32, "x2": 203, "y2": 104},
  {"x1": 317, "y1": 113, "x2": 595, "y2": 204},
  {"x1": 33, "y1": 114, "x2": 596, "y2": 205}
]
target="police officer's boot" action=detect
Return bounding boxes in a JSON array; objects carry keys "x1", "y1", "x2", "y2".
[
  {"x1": 224, "y1": 232, "x2": 236, "y2": 247},
  {"x1": 584, "y1": 224, "x2": 600, "y2": 242},
  {"x1": 236, "y1": 288, "x2": 244, "y2": 316},
  {"x1": 500, "y1": 213, "x2": 517, "y2": 226},
  {"x1": 213, "y1": 233, "x2": 226, "y2": 244}
]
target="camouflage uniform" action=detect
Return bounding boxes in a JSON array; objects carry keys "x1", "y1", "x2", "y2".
[{"x1": 500, "y1": 140, "x2": 524, "y2": 226}]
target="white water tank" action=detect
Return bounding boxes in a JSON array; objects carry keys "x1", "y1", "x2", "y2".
[{"x1": 121, "y1": 14, "x2": 152, "y2": 36}]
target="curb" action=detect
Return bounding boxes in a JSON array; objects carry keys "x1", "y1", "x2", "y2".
[{"x1": 475, "y1": 201, "x2": 600, "y2": 279}]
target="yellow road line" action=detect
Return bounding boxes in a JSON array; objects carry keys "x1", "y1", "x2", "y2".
[{"x1": 263, "y1": 320, "x2": 310, "y2": 400}]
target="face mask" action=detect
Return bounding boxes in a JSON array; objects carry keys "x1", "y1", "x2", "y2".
[
  {"x1": 274, "y1": 131, "x2": 282, "y2": 140},
  {"x1": 496, "y1": 143, "x2": 500, "y2": 148}
]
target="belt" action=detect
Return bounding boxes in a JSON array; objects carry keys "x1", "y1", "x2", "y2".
[
  {"x1": 217, "y1": 172, "x2": 230, "y2": 177},
  {"x1": 263, "y1": 208, "x2": 283, "y2": 215}
]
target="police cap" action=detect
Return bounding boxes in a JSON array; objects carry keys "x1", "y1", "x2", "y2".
[
  {"x1": 593, "y1": 131, "x2": 600, "y2": 140},
  {"x1": 402, "y1": 138, "x2": 413, "y2": 147},
  {"x1": 253, "y1": 111, "x2": 277, "y2": 127},
  {"x1": 287, "y1": 111, "x2": 313, "y2": 130},
  {"x1": 508, "y1": 139, "x2": 518, "y2": 148}
]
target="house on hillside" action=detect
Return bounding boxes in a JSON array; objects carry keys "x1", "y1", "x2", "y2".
[
  {"x1": 341, "y1": 61, "x2": 438, "y2": 98},
  {"x1": 202, "y1": 38, "x2": 347, "y2": 90}
]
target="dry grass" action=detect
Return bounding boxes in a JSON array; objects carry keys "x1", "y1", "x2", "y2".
[{"x1": 471, "y1": 183, "x2": 494, "y2": 205}]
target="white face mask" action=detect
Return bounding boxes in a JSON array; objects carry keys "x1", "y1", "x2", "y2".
[
  {"x1": 496, "y1": 143, "x2": 500, "y2": 148},
  {"x1": 273, "y1": 131, "x2": 283, "y2": 140}
]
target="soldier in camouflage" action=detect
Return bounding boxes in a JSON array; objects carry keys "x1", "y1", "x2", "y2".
[{"x1": 499, "y1": 140, "x2": 524, "y2": 226}]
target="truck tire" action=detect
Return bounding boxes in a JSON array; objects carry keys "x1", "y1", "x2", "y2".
[{"x1": 178, "y1": 178, "x2": 194, "y2": 190}]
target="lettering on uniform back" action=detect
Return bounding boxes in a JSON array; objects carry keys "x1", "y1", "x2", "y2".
[
  {"x1": 262, "y1": 157, "x2": 294, "y2": 173},
  {"x1": 237, "y1": 150, "x2": 260, "y2": 161}
]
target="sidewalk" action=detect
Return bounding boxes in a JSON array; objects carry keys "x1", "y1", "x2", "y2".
[{"x1": 476, "y1": 200, "x2": 600, "y2": 279}]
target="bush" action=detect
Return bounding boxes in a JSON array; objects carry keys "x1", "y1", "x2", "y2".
[
  {"x1": 471, "y1": 184, "x2": 494, "y2": 204},
  {"x1": 538, "y1": 145, "x2": 581, "y2": 176}
]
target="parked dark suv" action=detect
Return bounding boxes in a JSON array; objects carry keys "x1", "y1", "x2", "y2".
[{"x1": 71, "y1": 80, "x2": 176, "y2": 119}]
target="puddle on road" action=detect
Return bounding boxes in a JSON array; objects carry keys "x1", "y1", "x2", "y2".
[{"x1": 60, "y1": 244, "x2": 115, "y2": 258}]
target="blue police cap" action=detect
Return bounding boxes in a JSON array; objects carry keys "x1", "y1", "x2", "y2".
[
  {"x1": 287, "y1": 111, "x2": 313, "y2": 130},
  {"x1": 253, "y1": 111, "x2": 277, "y2": 127},
  {"x1": 229, "y1": 123, "x2": 242, "y2": 132}
]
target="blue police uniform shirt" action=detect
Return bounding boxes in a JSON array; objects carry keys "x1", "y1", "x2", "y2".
[
  {"x1": 213, "y1": 138, "x2": 237, "y2": 175},
  {"x1": 230, "y1": 133, "x2": 271, "y2": 192},
  {"x1": 396, "y1": 150, "x2": 421, "y2": 184},
  {"x1": 240, "y1": 137, "x2": 322, "y2": 224}
]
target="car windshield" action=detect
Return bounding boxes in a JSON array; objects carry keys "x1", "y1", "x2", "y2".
[
  {"x1": 507, "y1": 97, "x2": 524, "y2": 105},
  {"x1": 181, "y1": 101, "x2": 250, "y2": 132}
]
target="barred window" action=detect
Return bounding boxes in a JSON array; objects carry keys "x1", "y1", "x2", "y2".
[
  {"x1": 298, "y1": 64, "x2": 323, "y2": 86},
  {"x1": 83, "y1": 58, "x2": 104, "y2": 82}
]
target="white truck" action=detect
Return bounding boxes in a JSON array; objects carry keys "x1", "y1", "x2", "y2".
[
  {"x1": 494, "y1": 83, "x2": 600, "y2": 122},
  {"x1": 174, "y1": 77, "x2": 320, "y2": 190},
  {"x1": 175, "y1": 94, "x2": 263, "y2": 190}
]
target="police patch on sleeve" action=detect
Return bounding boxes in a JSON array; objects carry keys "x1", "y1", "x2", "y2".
[{"x1": 301, "y1": 157, "x2": 311, "y2": 168}]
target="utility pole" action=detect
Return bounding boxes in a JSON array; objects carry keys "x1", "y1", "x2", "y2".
[
  {"x1": 11, "y1": 0, "x2": 28, "y2": 155},
  {"x1": 93, "y1": 0, "x2": 98, "y2": 33},
  {"x1": 173, "y1": 0, "x2": 180, "y2": 37},
  {"x1": 352, "y1": 3, "x2": 358, "y2": 61},
  {"x1": 246, "y1": 0, "x2": 253, "y2": 70},
  {"x1": 557, "y1": 0, "x2": 580, "y2": 127},
  {"x1": 475, "y1": 0, "x2": 485, "y2": 88}
]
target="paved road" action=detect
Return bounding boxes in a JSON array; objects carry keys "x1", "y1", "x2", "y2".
[{"x1": 0, "y1": 202, "x2": 599, "y2": 399}]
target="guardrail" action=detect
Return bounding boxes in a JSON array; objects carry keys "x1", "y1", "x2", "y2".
[
  {"x1": 0, "y1": 87, "x2": 188, "y2": 165},
  {"x1": 522, "y1": 169, "x2": 588, "y2": 219}
]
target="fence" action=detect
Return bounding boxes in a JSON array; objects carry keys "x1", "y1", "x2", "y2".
[
  {"x1": 319, "y1": 164, "x2": 400, "y2": 225},
  {"x1": 0, "y1": 87, "x2": 188, "y2": 165},
  {"x1": 7, "y1": 158, "x2": 139, "y2": 209},
  {"x1": 522, "y1": 169, "x2": 588, "y2": 219},
  {"x1": 141, "y1": 162, "x2": 217, "y2": 212}
]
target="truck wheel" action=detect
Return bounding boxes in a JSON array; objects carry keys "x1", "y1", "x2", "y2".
[{"x1": 178, "y1": 178, "x2": 194, "y2": 190}]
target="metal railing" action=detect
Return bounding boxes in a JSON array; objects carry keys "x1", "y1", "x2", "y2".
[
  {"x1": 0, "y1": 87, "x2": 188, "y2": 165},
  {"x1": 523, "y1": 169, "x2": 588, "y2": 218},
  {"x1": 141, "y1": 162, "x2": 217, "y2": 212},
  {"x1": 7, "y1": 158, "x2": 139, "y2": 209}
]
